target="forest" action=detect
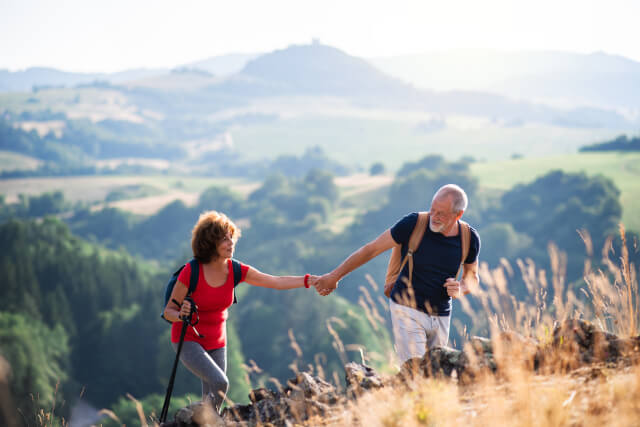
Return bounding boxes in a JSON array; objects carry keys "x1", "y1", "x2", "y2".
[{"x1": 0, "y1": 152, "x2": 635, "y2": 425}]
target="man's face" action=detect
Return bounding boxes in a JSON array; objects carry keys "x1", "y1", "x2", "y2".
[{"x1": 429, "y1": 196, "x2": 460, "y2": 233}]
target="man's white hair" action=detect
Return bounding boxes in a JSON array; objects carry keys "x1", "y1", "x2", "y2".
[{"x1": 432, "y1": 184, "x2": 468, "y2": 213}]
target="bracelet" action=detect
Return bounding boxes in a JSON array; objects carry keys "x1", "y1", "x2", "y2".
[{"x1": 304, "y1": 274, "x2": 310, "y2": 288}]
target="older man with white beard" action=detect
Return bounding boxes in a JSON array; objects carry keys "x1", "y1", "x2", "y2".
[{"x1": 313, "y1": 184, "x2": 480, "y2": 363}]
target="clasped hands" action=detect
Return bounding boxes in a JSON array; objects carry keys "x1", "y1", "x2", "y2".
[{"x1": 308, "y1": 273, "x2": 339, "y2": 296}]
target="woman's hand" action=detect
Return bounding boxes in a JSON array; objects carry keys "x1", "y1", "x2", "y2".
[{"x1": 179, "y1": 299, "x2": 192, "y2": 320}]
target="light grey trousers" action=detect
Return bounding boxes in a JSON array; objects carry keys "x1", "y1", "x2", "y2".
[
  {"x1": 172, "y1": 341, "x2": 228, "y2": 412},
  {"x1": 389, "y1": 299, "x2": 451, "y2": 363}
]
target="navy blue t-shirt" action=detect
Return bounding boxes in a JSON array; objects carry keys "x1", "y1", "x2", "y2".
[{"x1": 389, "y1": 212, "x2": 480, "y2": 316}]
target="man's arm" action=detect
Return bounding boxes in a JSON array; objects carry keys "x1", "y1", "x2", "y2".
[
  {"x1": 444, "y1": 260, "x2": 478, "y2": 298},
  {"x1": 314, "y1": 229, "x2": 396, "y2": 295},
  {"x1": 460, "y1": 260, "x2": 479, "y2": 295}
]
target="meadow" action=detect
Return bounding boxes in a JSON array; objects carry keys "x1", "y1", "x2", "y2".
[
  {"x1": 0, "y1": 175, "x2": 257, "y2": 215},
  {"x1": 0, "y1": 150, "x2": 41, "y2": 172},
  {"x1": 3, "y1": 150, "x2": 638, "y2": 233},
  {"x1": 231, "y1": 115, "x2": 625, "y2": 169},
  {"x1": 471, "y1": 151, "x2": 640, "y2": 232}
]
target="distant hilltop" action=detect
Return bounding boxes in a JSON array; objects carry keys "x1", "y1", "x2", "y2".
[{"x1": 2, "y1": 45, "x2": 640, "y2": 111}]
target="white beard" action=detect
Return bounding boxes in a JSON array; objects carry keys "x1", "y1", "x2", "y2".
[{"x1": 429, "y1": 221, "x2": 444, "y2": 233}]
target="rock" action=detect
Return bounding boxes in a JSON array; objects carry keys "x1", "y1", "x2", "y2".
[
  {"x1": 397, "y1": 357, "x2": 424, "y2": 382},
  {"x1": 569, "y1": 365, "x2": 608, "y2": 382},
  {"x1": 175, "y1": 407, "x2": 193, "y2": 425},
  {"x1": 345, "y1": 362, "x2": 384, "y2": 391},
  {"x1": 288, "y1": 371, "x2": 338, "y2": 403},
  {"x1": 469, "y1": 336, "x2": 493, "y2": 355},
  {"x1": 423, "y1": 346, "x2": 470, "y2": 379},
  {"x1": 224, "y1": 372, "x2": 340, "y2": 425},
  {"x1": 173, "y1": 400, "x2": 224, "y2": 427},
  {"x1": 466, "y1": 336, "x2": 497, "y2": 373},
  {"x1": 249, "y1": 387, "x2": 278, "y2": 403},
  {"x1": 172, "y1": 327, "x2": 640, "y2": 426},
  {"x1": 552, "y1": 319, "x2": 634, "y2": 366}
]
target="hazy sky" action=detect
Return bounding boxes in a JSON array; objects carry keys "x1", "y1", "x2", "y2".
[{"x1": 2, "y1": 0, "x2": 639, "y2": 72}]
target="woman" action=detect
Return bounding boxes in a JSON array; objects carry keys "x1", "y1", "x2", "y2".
[{"x1": 163, "y1": 210, "x2": 316, "y2": 413}]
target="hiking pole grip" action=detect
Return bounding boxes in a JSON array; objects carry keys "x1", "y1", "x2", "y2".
[{"x1": 159, "y1": 318, "x2": 189, "y2": 423}]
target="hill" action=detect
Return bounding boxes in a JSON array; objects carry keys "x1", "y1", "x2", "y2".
[
  {"x1": 4, "y1": 44, "x2": 634, "y2": 130},
  {"x1": 370, "y1": 49, "x2": 640, "y2": 110},
  {"x1": 1, "y1": 43, "x2": 638, "y2": 179},
  {"x1": 0, "y1": 67, "x2": 168, "y2": 92},
  {"x1": 184, "y1": 52, "x2": 261, "y2": 76}
]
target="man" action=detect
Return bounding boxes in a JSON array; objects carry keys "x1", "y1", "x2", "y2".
[{"x1": 314, "y1": 184, "x2": 480, "y2": 363}]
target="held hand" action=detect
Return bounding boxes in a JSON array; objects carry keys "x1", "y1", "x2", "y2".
[
  {"x1": 383, "y1": 281, "x2": 394, "y2": 298},
  {"x1": 179, "y1": 299, "x2": 192, "y2": 320},
  {"x1": 443, "y1": 278, "x2": 461, "y2": 299},
  {"x1": 314, "y1": 273, "x2": 338, "y2": 296},
  {"x1": 306, "y1": 274, "x2": 320, "y2": 288}
]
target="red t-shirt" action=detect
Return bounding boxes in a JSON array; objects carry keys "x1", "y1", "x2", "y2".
[{"x1": 171, "y1": 259, "x2": 249, "y2": 350}]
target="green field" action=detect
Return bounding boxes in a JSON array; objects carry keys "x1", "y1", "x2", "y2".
[
  {"x1": 471, "y1": 152, "x2": 640, "y2": 232},
  {"x1": 0, "y1": 151, "x2": 42, "y2": 172},
  {"x1": 0, "y1": 175, "x2": 258, "y2": 214},
  {"x1": 231, "y1": 115, "x2": 625, "y2": 168}
]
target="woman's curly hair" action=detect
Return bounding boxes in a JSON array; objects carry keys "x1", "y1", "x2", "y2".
[{"x1": 191, "y1": 211, "x2": 241, "y2": 263}]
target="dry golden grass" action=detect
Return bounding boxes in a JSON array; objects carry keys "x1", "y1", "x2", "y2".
[
  {"x1": 328, "y1": 364, "x2": 640, "y2": 427},
  {"x1": 80, "y1": 226, "x2": 640, "y2": 426},
  {"x1": 320, "y1": 225, "x2": 640, "y2": 427}
]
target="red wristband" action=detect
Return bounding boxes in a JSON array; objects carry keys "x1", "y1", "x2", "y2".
[{"x1": 304, "y1": 274, "x2": 310, "y2": 288}]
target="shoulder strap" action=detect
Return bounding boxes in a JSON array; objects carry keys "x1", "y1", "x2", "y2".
[
  {"x1": 455, "y1": 221, "x2": 471, "y2": 279},
  {"x1": 231, "y1": 259, "x2": 242, "y2": 287},
  {"x1": 231, "y1": 259, "x2": 242, "y2": 304},
  {"x1": 408, "y1": 212, "x2": 429, "y2": 253},
  {"x1": 187, "y1": 259, "x2": 199, "y2": 295},
  {"x1": 384, "y1": 212, "x2": 429, "y2": 299},
  {"x1": 404, "y1": 212, "x2": 429, "y2": 285}
]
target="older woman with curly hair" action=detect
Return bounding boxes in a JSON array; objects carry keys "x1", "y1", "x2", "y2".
[{"x1": 163, "y1": 210, "x2": 316, "y2": 413}]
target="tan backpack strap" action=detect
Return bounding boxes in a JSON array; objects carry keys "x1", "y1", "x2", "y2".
[
  {"x1": 408, "y1": 212, "x2": 429, "y2": 254},
  {"x1": 406, "y1": 212, "x2": 429, "y2": 284},
  {"x1": 456, "y1": 220, "x2": 471, "y2": 279},
  {"x1": 384, "y1": 212, "x2": 429, "y2": 297}
]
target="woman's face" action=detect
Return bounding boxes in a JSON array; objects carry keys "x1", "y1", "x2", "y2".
[{"x1": 216, "y1": 231, "x2": 234, "y2": 259}]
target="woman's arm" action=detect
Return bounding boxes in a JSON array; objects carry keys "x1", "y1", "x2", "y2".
[
  {"x1": 244, "y1": 267, "x2": 314, "y2": 290},
  {"x1": 163, "y1": 280, "x2": 191, "y2": 323}
]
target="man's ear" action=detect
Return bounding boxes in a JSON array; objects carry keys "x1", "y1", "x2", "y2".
[{"x1": 455, "y1": 210, "x2": 464, "y2": 221}]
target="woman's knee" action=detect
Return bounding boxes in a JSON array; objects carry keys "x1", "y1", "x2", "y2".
[{"x1": 212, "y1": 373, "x2": 229, "y2": 392}]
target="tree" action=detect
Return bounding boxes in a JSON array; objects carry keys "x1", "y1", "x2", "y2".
[
  {"x1": 369, "y1": 162, "x2": 385, "y2": 176},
  {"x1": 0, "y1": 313, "x2": 70, "y2": 422}
]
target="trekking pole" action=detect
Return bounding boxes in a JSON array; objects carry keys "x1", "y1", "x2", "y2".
[{"x1": 159, "y1": 297, "x2": 196, "y2": 424}]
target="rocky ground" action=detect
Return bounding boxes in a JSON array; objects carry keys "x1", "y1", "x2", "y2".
[{"x1": 159, "y1": 319, "x2": 640, "y2": 427}]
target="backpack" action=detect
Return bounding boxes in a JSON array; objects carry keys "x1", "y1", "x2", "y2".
[
  {"x1": 383, "y1": 212, "x2": 471, "y2": 298},
  {"x1": 161, "y1": 258, "x2": 243, "y2": 322}
]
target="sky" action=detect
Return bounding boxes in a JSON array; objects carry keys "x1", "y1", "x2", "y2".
[{"x1": 1, "y1": 0, "x2": 639, "y2": 73}]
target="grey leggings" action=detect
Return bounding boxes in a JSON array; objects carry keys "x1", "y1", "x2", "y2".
[{"x1": 172, "y1": 342, "x2": 228, "y2": 412}]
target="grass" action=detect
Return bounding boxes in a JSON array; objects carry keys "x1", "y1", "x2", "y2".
[
  {"x1": 0, "y1": 175, "x2": 256, "y2": 212},
  {"x1": 23, "y1": 225, "x2": 640, "y2": 426},
  {"x1": 326, "y1": 226, "x2": 640, "y2": 427},
  {"x1": 230, "y1": 115, "x2": 625, "y2": 169},
  {"x1": 0, "y1": 87, "x2": 147, "y2": 123},
  {"x1": 0, "y1": 150, "x2": 42, "y2": 172},
  {"x1": 327, "y1": 174, "x2": 393, "y2": 233},
  {"x1": 471, "y1": 151, "x2": 640, "y2": 233}
]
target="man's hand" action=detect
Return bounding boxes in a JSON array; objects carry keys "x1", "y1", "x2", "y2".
[
  {"x1": 443, "y1": 278, "x2": 461, "y2": 299},
  {"x1": 314, "y1": 273, "x2": 338, "y2": 296},
  {"x1": 384, "y1": 281, "x2": 394, "y2": 298}
]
